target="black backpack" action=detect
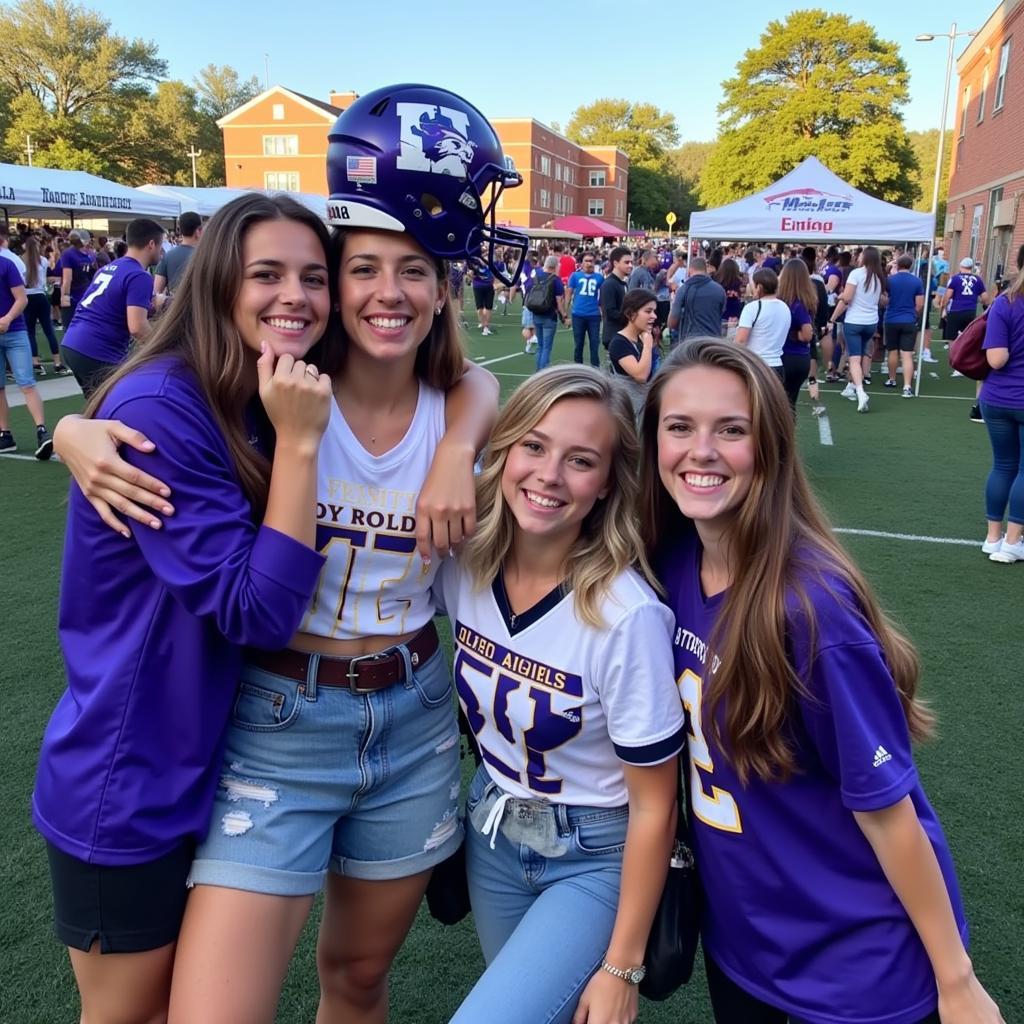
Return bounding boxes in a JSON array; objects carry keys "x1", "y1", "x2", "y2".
[{"x1": 525, "y1": 272, "x2": 557, "y2": 315}]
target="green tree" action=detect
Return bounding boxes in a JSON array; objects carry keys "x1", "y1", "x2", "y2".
[
  {"x1": 565, "y1": 99, "x2": 679, "y2": 169},
  {"x1": 908, "y1": 128, "x2": 954, "y2": 226},
  {"x1": 194, "y1": 64, "x2": 261, "y2": 120},
  {"x1": 699, "y1": 10, "x2": 920, "y2": 209}
]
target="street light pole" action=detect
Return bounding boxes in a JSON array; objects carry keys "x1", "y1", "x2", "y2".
[
  {"x1": 187, "y1": 145, "x2": 203, "y2": 188},
  {"x1": 914, "y1": 22, "x2": 976, "y2": 394}
]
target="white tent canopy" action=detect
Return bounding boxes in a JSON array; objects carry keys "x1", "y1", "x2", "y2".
[
  {"x1": 688, "y1": 157, "x2": 934, "y2": 244},
  {"x1": 0, "y1": 163, "x2": 180, "y2": 220},
  {"x1": 137, "y1": 184, "x2": 328, "y2": 220}
]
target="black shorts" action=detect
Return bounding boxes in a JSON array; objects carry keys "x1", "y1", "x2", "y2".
[
  {"x1": 61, "y1": 345, "x2": 117, "y2": 400},
  {"x1": 943, "y1": 308, "x2": 975, "y2": 340},
  {"x1": 473, "y1": 285, "x2": 495, "y2": 311},
  {"x1": 884, "y1": 323, "x2": 918, "y2": 352},
  {"x1": 655, "y1": 300, "x2": 670, "y2": 327},
  {"x1": 46, "y1": 840, "x2": 194, "y2": 953}
]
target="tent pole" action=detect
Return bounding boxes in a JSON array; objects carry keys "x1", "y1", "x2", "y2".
[{"x1": 915, "y1": 239, "x2": 933, "y2": 396}]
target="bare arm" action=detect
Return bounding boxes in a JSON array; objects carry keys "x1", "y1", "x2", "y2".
[
  {"x1": 153, "y1": 274, "x2": 168, "y2": 295},
  {"x1": 61, "y1": 268, "x2": 72, "y2": 305},
  {"x1": 614, "y1": 334, "x2": 654, "y2": 383},
  {"x1": 126, "y1": 305, "x2": 152, "y2": 342},
  {"x1": 572, "y1": 759, "x2": 677, "y2": 1024},
  {"x1": 0, "y1": 285, "x2": 27, "y2": 331},
  {"x1": 854, "y1": 798, "x2": 1004, "y2": 1024},
  {"x1": 416, "y1": 360, "x2": 498, "y2": 562},
  {"x1": 798, "y1": 322, "x2": 814, "y2": 343},
  {"x1": 986, "y1": 347, "x2": 1010, "y2": 370}
]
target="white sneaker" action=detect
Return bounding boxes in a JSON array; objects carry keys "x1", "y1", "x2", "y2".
[
  {"x1": 524, "y1": 340, "x2": 537, "y2": 353},
  {"x1": 902, "y1": 387, "x2": 914, "y2": 398},
  {"x1": 841, "y1": 383, "x2": 856, "y2": 400},
  {"x1": 922, "y1": 351, "x2": 938, "y2": 363},
  {"x1": 990, "y1": 539, "x2": 1024, "y2": 563},
  {"x1": 982, "y1": 536, "x2": 1003, "y2": 555},
  {"x1": 951, "y1": 369, "x2": 963, "y2": 378},
  {"x1": 482, "y1": 327, "x2": 493, "y2": 336},
  {"x1": 856, "y1": 391, "x2": 869, "y2": 413}
]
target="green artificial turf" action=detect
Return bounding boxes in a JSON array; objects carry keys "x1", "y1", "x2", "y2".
[{"x1": 1, "y1": 301, "x2": 1021, "y2": 1022}]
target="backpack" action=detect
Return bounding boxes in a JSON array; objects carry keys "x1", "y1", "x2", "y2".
[
  {"x1": 525, "y1": 272, "x2": 557, "y2": 315},
  {"x1": 949, "y1": 309, "x2": 990, "y2": 379}
]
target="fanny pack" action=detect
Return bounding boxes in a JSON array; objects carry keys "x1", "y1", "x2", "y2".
[{"x1": 469, "y1": 783, "x2": 568, "y2": 858}]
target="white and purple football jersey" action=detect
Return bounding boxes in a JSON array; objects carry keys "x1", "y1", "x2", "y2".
[
  {"x1": 299, "y1": 383, "x2": 445, "y2": 640},
  {"x1": 660, "y1": 529, "x2": 967, "y2": 1024},
  {"x1": 435, "y1": 559, "x2": 685, "y2": 807}
]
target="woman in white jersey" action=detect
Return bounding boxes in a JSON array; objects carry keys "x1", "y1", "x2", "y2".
[
  {"x1": 437, "y1": 366, "x2": 685, "y2": 1024},
  {"x1": 53, "y1": 84, "x2": 529, "y2": 1024}
]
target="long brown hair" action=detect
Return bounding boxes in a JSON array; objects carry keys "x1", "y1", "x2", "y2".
[
  {"x1": 24, "y1": 235, "x2": 42, "y2": 289},
  {"x1": 860, "y1": 244, "x2": 887, "y2": 294},
  {"x1": 1005, "y1": 263, "x2": 1024, "y2": 303},
  {"x1": 777, "y1": 258, "x2": 817, "y2": 315},
  {"x1": 327, "y1": 229, "x2": 465, "y2": 391},
  {"x1": 639, "y1": 339, "x2": 933, "y2": 783},
  {"x1": 466, "y1": 365, "x2": 657, "y2": 628},
  {"x1": 86, "y1": 194, "x2": 337, "y2": 520}
]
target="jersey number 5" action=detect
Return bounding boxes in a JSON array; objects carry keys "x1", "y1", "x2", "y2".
[{"x1": 678, "y1": 669, "x2": 742, "y2": 833}]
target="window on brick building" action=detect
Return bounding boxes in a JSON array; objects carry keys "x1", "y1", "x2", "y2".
[
  {"x1": 959, "y1": 85, "x2": 971, "y2": 136},
  {"x1": 540, "y1": 155, "x2": 551, "y2": 176},
  {"x1": 994, "y1": 39, "x2": 1011, "y2": 110},
  {"x1": 588, "y1": 199, "x2": 604, "y2": 216},
  {"x1": 589, "y1": 170, "x2": 606, "y2": 187},
  {"x1": 263, "y1": 135, "x2": 298, "y2": 156},
  {"x1": 265, "y1": 171, "x2": 300, "y2": 191},
  {"x1": 978, "y1": 66, "x2": 990, "y2": 122},
  {"x1": 540, "y1": 188, "x2": 550, "y2": 208}
]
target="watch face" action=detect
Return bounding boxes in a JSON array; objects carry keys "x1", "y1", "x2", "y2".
[{"x1": 628, "y1": 966, "x2": 646, "y2": 984}]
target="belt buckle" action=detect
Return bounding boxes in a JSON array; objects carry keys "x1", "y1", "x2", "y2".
[{"x1": 346, "y1": 651, "x2": 387, "y2": 694}]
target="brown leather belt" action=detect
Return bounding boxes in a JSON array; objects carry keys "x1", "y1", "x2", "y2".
[{"x1": 246, "y1": 622, "x2": 439, "y2": 694}]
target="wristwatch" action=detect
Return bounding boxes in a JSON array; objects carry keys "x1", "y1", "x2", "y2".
[{"x1": 600, "y1": 959, "x2": 646, "y2": 985}]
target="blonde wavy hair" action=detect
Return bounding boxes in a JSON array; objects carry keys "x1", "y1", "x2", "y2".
[{"x1": 464, "y1": 365, "x2": 657, "y2": 627}]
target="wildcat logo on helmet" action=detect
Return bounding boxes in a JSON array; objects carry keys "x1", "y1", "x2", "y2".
[{"x1": 396, "y1": 103, "x2": 476, "y2": 178}]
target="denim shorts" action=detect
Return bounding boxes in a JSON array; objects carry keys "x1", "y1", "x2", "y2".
[
  {"x1": 843, "y1": 320, "x2": 877, "y2": 357},
  {"x1": 521, "y1": 307, "x2": 535, "y2": 329},
  {"x1": 0, "y1": 330, "x2": 36, "y2": 387},
  {"x1": 188, "y1": 644, "x2": 463, "y2": 895}
]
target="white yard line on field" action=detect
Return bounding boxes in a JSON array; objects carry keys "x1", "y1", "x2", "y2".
[
  {"x1": 816, "y1": 414, "x2": 834, "y2": 446},
  {"x1": 477, "y1": 352, "x2": 530, "y2": 367},
  {"x1": 834, "y1": 528, "x2": 978, "y2": 547}
]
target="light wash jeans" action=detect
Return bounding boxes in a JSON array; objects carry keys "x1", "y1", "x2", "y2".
[
  {"x1": 450, "y1": 765, "x2": 628, "y2": 1024},
  {"x1": 533, "y1": 314, "x2": 558, "y2": 371}
]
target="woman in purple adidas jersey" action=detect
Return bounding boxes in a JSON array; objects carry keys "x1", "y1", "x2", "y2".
[{"x1": 638, "y1": 338, "x2": 1003, "y2": 1024}]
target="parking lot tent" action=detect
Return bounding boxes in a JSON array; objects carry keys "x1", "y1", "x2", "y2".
[
  {"x1": 551, "y1": 215, "x2": 627, "y2": 238},
  {"x1": 0, "y1": 163, "x2": 180, "y2": 221},
  {"x1": 137, "y1": 185, "x2": 328, "y2": 220},
  {"x1": 688, "y1": 157, "x2": 934, "y2": 243}
]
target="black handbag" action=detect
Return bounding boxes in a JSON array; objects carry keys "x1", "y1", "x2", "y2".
[{"x1": 639, "y1": 762, "x2": 702, "y2": 1001}]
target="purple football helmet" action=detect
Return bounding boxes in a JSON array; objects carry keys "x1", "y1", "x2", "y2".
[{"x1": 326, "y1": 83, "x2": 527, "y2": 286}]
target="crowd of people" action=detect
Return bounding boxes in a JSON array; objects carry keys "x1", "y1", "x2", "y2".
[{"x1": 0, "y1": 80, "x2": 1018, "y2": 1024}]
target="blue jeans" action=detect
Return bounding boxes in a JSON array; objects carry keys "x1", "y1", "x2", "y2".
[
  {"x1": 24, "y1": 293, "x2": 61, "y2": 358},
  {"x1": 572, "y1": 314, "x2": 601, "y2": 366},
  {"x1": 534, "y1": 314, "x2": 558, "y2": 371},
  {"x1": 450, "y1": 765, "x2": 628, "y2": 1024},
  {"x1": 980, "y1": 402, "x2": 1024, "y2": 525},
  {"x1": 0, "y1": 330, "x2": 36, "y2": 387},
  {"x1": 188, "y1": 644, "x2": 462, "y2": 894}
]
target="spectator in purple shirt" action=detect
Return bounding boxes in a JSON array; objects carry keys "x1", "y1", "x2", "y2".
[
  {"x1": 56, "y1": 229, "x2": 97, "y2": 331},
  {"x1": 940, "y1": 258, "x2": 990, "y2": 341},
  {"x1": 980, "y1": 263, "x2": 1024, "y2": 563},
  {"x1": 33, "y1": 195, "x2": 334, "y2": 1022}
]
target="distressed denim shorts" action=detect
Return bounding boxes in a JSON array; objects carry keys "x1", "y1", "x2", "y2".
[{"x1": 188, "y1": 645, "x2": 463, "y2": 896}]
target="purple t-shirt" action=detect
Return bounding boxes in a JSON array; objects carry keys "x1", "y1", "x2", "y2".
[
  {"x1": 822, "y1": 262, "x2": 843, "y2": 295},
  {"x1": 658, "y1": 529, "x2": 967, "y2": 1024},
  {"x1": 782, "y1": 299, "x2": 812, "y2": 355},
  {"x1": 763, "y1": 255, "x2": 782, "y2": 272},
  {"x1": 56, "y1": 247, "x2": 97, "y2": 301},
  {"x1": 946, "y1": 273, "x2": 986, "y2": 313},
  {"x1": 0, "y1": 256, "x2": 26, "y2": 333},
  {"x1": 980, "y1": 293, "x2": 1024, "y2": 408},
  {"x1": 63, "y1": 256, "x2": 155, "y2": 364},
  {"x1": 33, "y1": 357, "x2": 325, "y2": 865}
]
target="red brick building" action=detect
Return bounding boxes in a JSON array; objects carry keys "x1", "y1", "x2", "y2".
[
  {"x1": 489, "y1": 119, "x2": 630, "y2": 233},
  {"x1": 945, "y1": 0, "x2": 1024, "y2": 283}
]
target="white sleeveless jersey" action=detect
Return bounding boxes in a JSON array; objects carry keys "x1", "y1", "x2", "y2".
[
  {"x1": 434, "y1": 559, "x2": 686, "y2": 807},
  {"x1": 300, "y1": 384, "x2": 445, "y2": 640}
]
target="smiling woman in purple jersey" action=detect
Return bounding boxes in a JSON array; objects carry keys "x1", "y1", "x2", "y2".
[{"x1": 638, "y1": 338, "x2": 1004, "y2": 1024}]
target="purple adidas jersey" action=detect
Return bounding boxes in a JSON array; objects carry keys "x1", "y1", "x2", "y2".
[
  {"x1": 946, "y1": 273, "x2": 985, "y2": 313},
  {"x1": 659, "y1": 529, "x2": 967, "y2": 1024},
  {"x1": 63, "y1": 256, "x2": 154, "y2": 364}
]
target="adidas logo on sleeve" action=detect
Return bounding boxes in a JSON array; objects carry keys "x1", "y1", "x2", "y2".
[{"x1": 872, "y1": 745, "x2": 892, "y2": 768}]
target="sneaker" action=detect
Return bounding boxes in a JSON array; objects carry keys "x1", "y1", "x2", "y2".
[
  {"x1": 841, "y1": 383, "x2": 856, "y2": 400},
  {"x1": 902, "y1": 386, "x2": 914, "y2": 398},
  {"x1": 951, "y1": 369, "x2": 964, "y2": 378},
  {"x1": 0, "y1": 430, "x2": 15, "y2": 453},
  {"x1": 922, "y1": 351, "x2": 939, "y2": 363},
  {"x1": 35, "y1": 425, "x2": 54, "y2": 460},
  {"x1": 52, "y1": 364, "x2": 72, "y2": 377},
  {"x1": 811, "y1": 404, "x2": 827, "y2": 418},
  {"x1": 481, "y1": 327, "x2": 493, "y2": 336},
  {"x1": 884, "y1": 379, "x2": 898, "y2": 388},
  {"x1": 863, "y1": 375, "x2": 872, "y2": 385},
  {"x1": 990, "y1": 539, "x2": 1024, "y2": 563},
  {"x1": 34, "y1": 426, "x2": 53, "y2": 461},
  {"x1": 34, "y1": 363, "x2": 47, "y2": 377},
  {"x1": 969, "y1": 404, "x2": 984, "y2": 423},
  {"x1": 856, "y1": 391, "x2": 870, "y2": 413},
  {"x1": 982, "y1": 536, "x2": 1003, "y2": 555},
  {"x1": 525, "y1": 340, "x2": 537, "y2": 353}
]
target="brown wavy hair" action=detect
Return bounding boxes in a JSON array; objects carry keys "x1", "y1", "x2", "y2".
[
  {"x1": 85, "y1": 193, "x2": 338, "y2": 521},
  {"x1": 639, "y1": 338, "x2": 933, "y2": 783},
  {"x1": 777, "y1": 258, "x2": 818, "y2": 315}
]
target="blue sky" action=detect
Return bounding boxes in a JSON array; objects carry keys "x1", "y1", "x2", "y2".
[{"x1": 104, "y1": 0, "x2": 983, "y2": 141}]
